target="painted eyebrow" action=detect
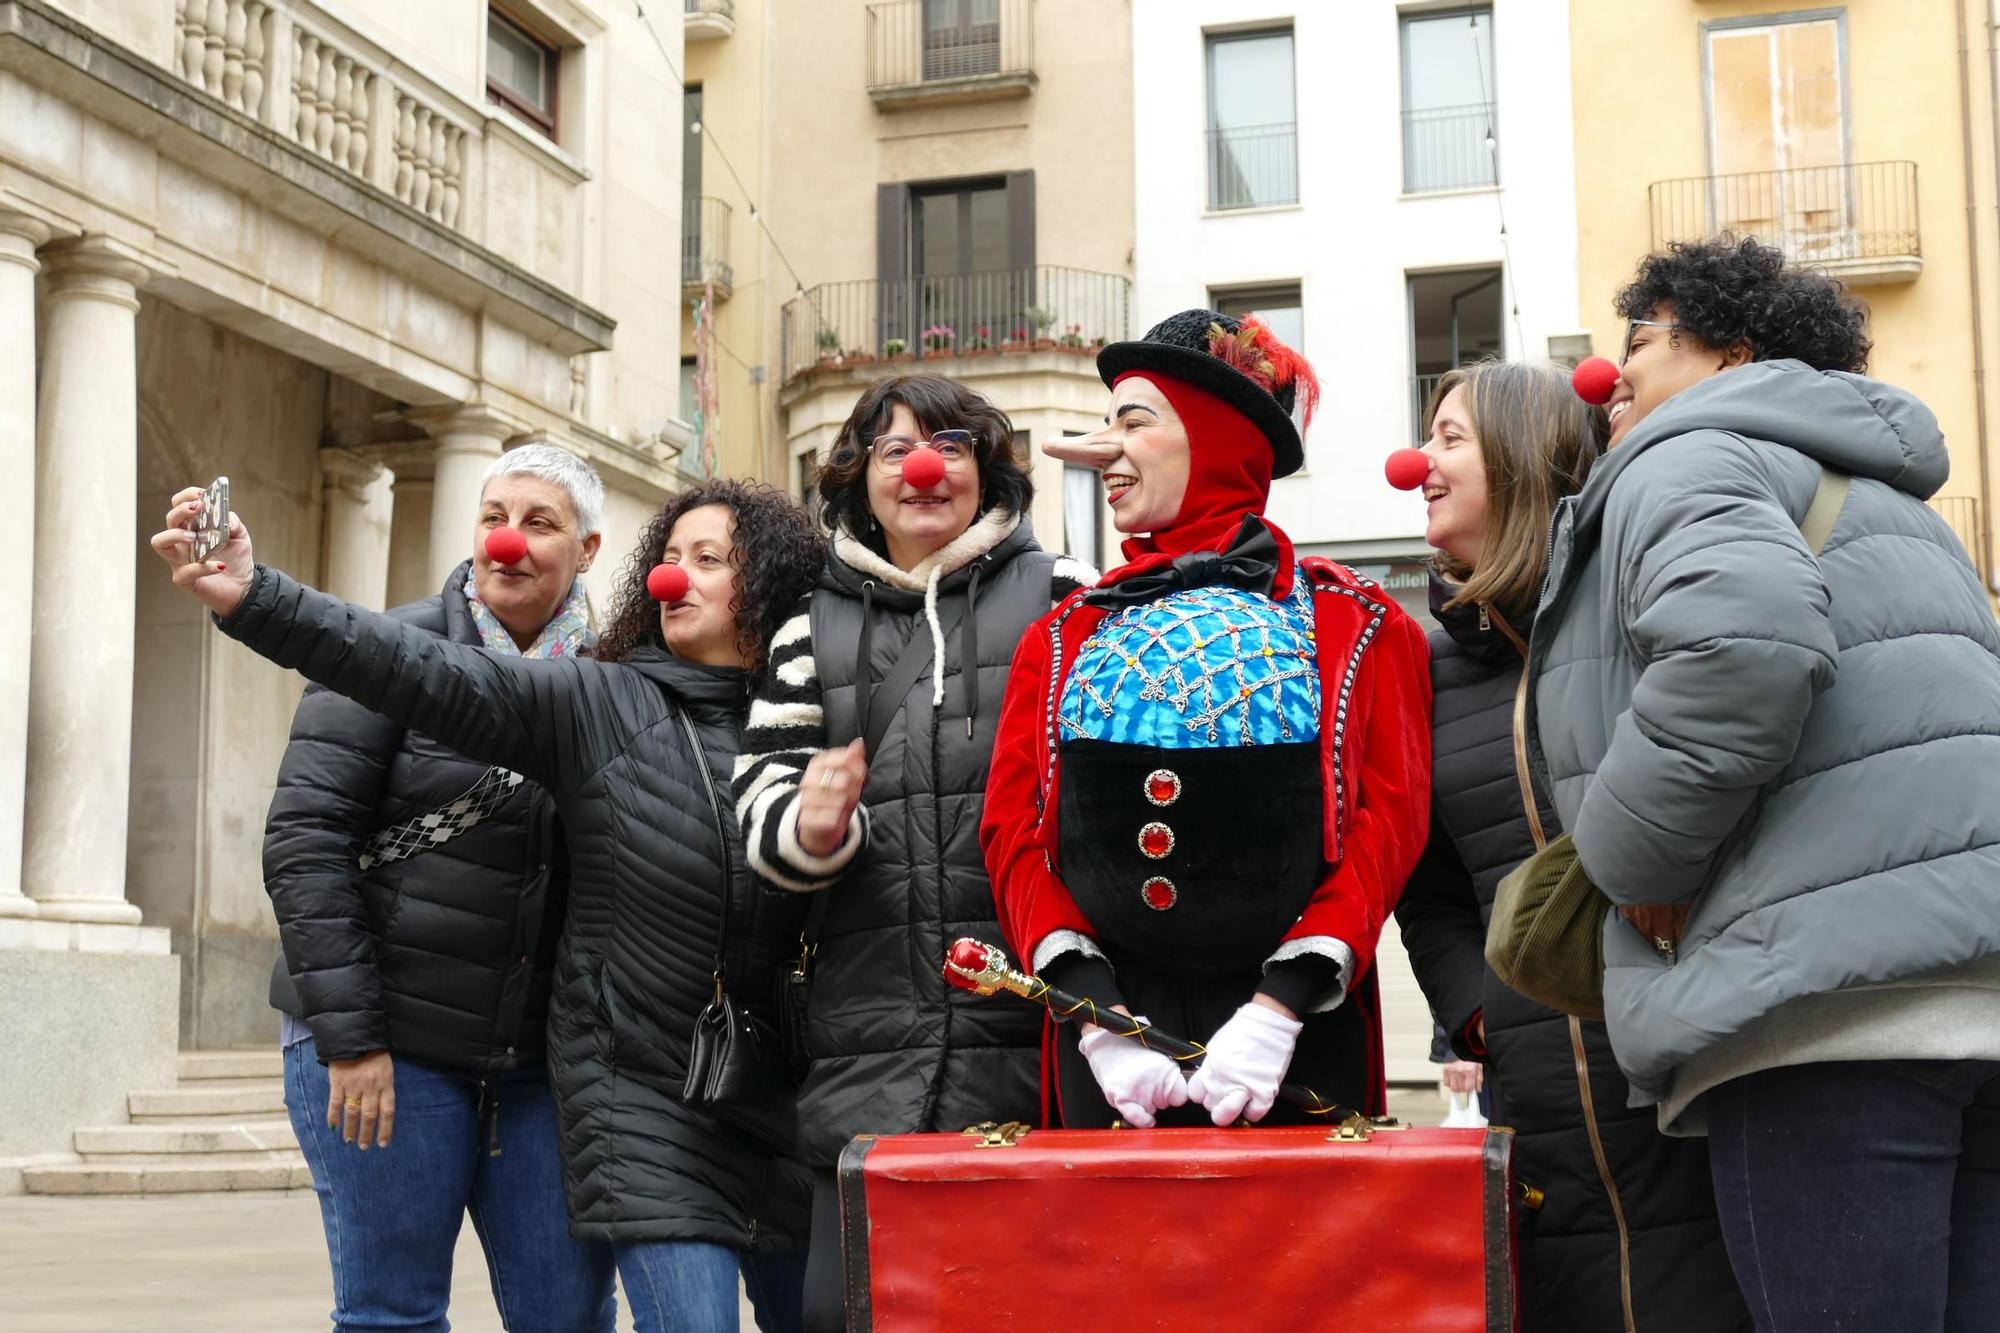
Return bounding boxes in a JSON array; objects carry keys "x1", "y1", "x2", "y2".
[{"x1": 1110, "y1": 402, "x2": 1156, "y2": 422}]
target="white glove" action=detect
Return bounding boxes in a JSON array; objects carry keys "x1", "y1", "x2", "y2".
[
  {"x1": 1078, "y1": 1018, "x2": 1189, "y2": 1128},
  {"x1": 1187, "y1": 1003, "x2": 1303, "y2": 1126}
]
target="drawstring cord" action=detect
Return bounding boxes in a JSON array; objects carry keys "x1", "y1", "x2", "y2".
[
  {"x1": 960, "y1": 562, "x2": 984, "y2": 738},
  {"x1": 852, "y1": 580, "x2": 877, "y2": 751}
]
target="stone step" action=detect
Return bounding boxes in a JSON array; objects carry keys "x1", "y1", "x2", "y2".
[
  {"x1": 21, "y1": 1159, "x2": 312, "y2": 1196},
  {"x1": 74, "y1": 1120, "x2": 298, "y2": 1156},
  {"x1": 129, "y1": 1081, "x2": 285, "y2": 1121},
  {"x1": 176, "y1": 1049, "x2": 282, "y2": 1082}
]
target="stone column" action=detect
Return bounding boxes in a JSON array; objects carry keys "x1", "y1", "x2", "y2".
[
  {"x1": 22, "y1": 238, "x2": 151, "y2": 925},
  {"x1": 416, "y1": 406, "x2": 515, "y2": 592},
  {"x1": 318, "y1": 448, "x2": 393, "y2": 610},
  {"x1": 0, "y1": 213, "x2": 47, "y2": 919}
]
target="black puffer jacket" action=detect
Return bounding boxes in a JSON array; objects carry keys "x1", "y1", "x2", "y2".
[
  {"x1": 1396, "y1": 572, "x2": 1747, "y2": 1333},
  {"x1": 226, "y1": 566, "x2": 809, "y2": 1248},
  {"x1": 262, "y1": 561, "x2": 562, "y2": 1073},
  {"x1": 734, "y1": 514, "x2": 1090, "y2": 1165}
]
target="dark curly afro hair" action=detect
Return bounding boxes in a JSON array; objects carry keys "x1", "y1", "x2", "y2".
[
  {"x1": 1614, "y1": 235, "x2": 1871, "y2": 373},
  {"x1": 593, "y1": 478, "x2": 825, "y2": 677}
]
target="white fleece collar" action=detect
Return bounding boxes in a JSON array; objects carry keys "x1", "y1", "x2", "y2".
[{"x1": 832, "y1": 509, "x2": 1019, "y2": 704}]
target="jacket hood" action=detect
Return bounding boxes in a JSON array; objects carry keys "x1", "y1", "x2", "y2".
[
  {"x1": 624, "y1": 646, "x2": 751, "y2": 713},
  {"x1": 1583, "y1": 360, "x2": 1947, "y2": 529},
  {"x1": 821, "y1": 508, "x2": 1034, "y2": 606}
]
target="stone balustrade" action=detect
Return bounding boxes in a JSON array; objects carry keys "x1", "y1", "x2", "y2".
[{"x1": 171, "y1": 0, "x2": 476, "y2": 232}]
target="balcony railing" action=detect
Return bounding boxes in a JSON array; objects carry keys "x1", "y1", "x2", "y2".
[
  {"x1": 1410, "y1": 373, "x2": 1448, "y2": 441},
  {"x1": 866, "y1": 0, "x2": 1035, "y2": 105},
  {"x1": 1403, "y1": 102, "x2": 1497, "y2": 194},
  {"x1": 1649, "y1": 161, "x2": 1921, "y2": 283},
  {"x1": 172, "y1": 0, "x2": 477, "y2": 231},
  {"x1": 1207, "y1": 122, "x2": 1299, "y2": 211},
  {"x1": 779, "y1": 265, "x2": 1130, "y2": 384},
  {"x1": 1929, "y1": 496, "x2": 1990, "y2": 588},
  {"x1": 681, "y1": 196, "x2": 733, "y2": 297},
  {"x1": 685, "y1": 0, "x2": 735, "y2": 40}
]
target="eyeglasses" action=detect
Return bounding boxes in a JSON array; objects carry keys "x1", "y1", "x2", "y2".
[
  {"x1": 867, "y1": 429, "x2": 978, "y2": 475},
  {"x1": 1620, "y1": 319, "x2": 1683, "y2": 366}
]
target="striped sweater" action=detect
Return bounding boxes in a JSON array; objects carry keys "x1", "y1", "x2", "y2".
[{"x1": 732, "y1": 509, "x2": 1094, "y2": 894}]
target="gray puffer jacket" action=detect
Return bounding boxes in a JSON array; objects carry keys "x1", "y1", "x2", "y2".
[{"x1": 1525, "y1": 360, "x2": 2000, "y2": 1130}]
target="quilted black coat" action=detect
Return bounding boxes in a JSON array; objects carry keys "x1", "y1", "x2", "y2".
[
  {"x1": 262, "y1": 560, "x2": 562, "y2": 1074},
  {"x1": 1395, "y1": 572, "x2": 1748, "y2": 1333},
  {"x1": 227, "y1": 565, "x2": 809, "y2": 1248}
]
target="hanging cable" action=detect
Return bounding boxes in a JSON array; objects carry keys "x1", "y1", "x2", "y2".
[{"x1": 1467, "y1": 14, "x2": 1526, "y2": 357}]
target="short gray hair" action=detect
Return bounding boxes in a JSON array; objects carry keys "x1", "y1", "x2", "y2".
[{"x1": 481, "y1": 442, "x2": 605, "y2": 536}]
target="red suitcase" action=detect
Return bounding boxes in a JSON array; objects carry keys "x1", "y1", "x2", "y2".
[{"x1": 837, "y1": 1120, "x2": 1518, "y2": 1332}]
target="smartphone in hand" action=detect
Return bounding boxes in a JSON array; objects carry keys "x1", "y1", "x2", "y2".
[{"x1": 190, "y1": 476, "x2": 230, "y2": 563}]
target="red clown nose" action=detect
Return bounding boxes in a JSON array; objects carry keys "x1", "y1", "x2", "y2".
[
  {"x1": 1384, "y1": 449, "x2": 1429, "y2": 492},
  {"x1": 484, "y1": 527, "x2": 528, "y2": 565},
  {"x1": 1571, "y1": 356, "x2": 1621, "y2": 406},
  {"x1": 646, "y1": 563, "x2": 690, "y2": 603},
  {"x1": 900, "y1": 447, "x2": 947, "y2": 490}
]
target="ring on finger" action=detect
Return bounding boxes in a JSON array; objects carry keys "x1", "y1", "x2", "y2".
[{"x1": 819, "y1": 771, "x2": 834, "y2": 791}]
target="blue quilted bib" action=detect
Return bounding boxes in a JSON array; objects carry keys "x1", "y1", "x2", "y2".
[{"x1": 1058, "y1": 572, "x2": 1320, "y2": 748}]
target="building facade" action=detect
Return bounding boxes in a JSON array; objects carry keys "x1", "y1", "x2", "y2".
[
  {"x1": 1128, "y1": 0, "x2": 1583, "y2": 1080},
  {"x1": 1569, "y1": 0, "x2": 2000, "y2": 604},
  {"x1": 0, "y1": 0, "x2": 692, "y2": 1188}
]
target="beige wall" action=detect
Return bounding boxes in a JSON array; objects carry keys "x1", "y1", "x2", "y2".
[
  {"x1": 1570, "y1": 0, "x2": 2000, "y2": 589},
  {"x1": 679, "y1": 0, "x2": 770, "y2": 483},
  {"x1": 757, "y1": 0, "x2": 1135, "y2": 487}
]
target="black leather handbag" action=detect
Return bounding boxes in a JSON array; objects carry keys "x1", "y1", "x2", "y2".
[{"x1": 674, "y1": 711, "x2": 793, "y2": 1117}]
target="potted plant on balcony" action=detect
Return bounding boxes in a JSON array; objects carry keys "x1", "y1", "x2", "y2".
[
  {"x1": 962, "y1": 324, "x2": 993, "y2": 357},
  {"x1": 1090, "y1": 335, "x2": 1108, "y2": 350},
  {"x1": 844, "y1": 346, "x2": 875, "y2": 367},
  {"x1": 815, "y1": 327, "x2": 843, "y2": 367},
  {"x1": 1001, "y1": 324, "x2": 1032, "y2": 354},
  {"x1": 1025, "y1": 306, "x2": 1056, "y2": 350},
  {"x1": 1059, "y1": 322, "x2": 1089, "y2": 352},
  {"x1": 883, "y1": 336, "x2": 910, "y2": 362},
  {"x1": 922, "y1": 323, "x2": 956, "y2": 354}
]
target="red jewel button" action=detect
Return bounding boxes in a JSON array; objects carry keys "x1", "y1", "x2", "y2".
[
  {"x1": 1138, "y1": 821, "x2": 1175, "y2": 860},
  {"x1": 1141, "y1": 877, "x2": 1178, "y2": 911},
  {"x1": 1144, "y1": 769, "x2": 1182, "y2": 807}
]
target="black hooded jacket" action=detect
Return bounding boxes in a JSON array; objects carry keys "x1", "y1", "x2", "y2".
[
  {"x1": 262, "y1": 560, "x2": 563, "y2": 1074},
  {"x1": 1396, "y1": 571, "x2": 1749, "y2": 1333},
  {"x1": 228, "y1": 565, "x2": 809, "y2": 1247}
]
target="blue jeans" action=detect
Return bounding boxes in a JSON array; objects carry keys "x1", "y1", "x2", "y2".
[
  {"x1": 285, "y1": 1037, "x2": 617, "y2": 1332},
  {"x1": 1706, "y1": 1059, "x2": 2000, "y2": 1333},
  {"x1": 612, "y1": 1240, "x2": 806, "y2": 1333}
]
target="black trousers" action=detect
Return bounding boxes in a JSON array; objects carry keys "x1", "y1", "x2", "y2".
[{"x1": 802, "y1": 1168, "x2": 845, "y2": 1333}]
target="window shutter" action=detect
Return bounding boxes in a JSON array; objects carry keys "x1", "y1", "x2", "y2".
[{"x1": 877, "y1": 182, "x2": 911, "y2": 349}]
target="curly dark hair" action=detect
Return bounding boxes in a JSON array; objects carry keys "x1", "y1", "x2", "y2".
[
  {"x1": 815, "y1": 374, "x2": 1034, "y2": 542},
  {"x1": 593, "y1": 478, "x2": 825, "y2": 676},
  {"x1": 1614, "y1": 236, "x2": 1871, "y2": 373}
]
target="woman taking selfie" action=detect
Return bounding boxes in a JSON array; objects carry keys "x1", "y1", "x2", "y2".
[
  {"x1": 155, "y1": 477, "x2": 823, "y2": 1333},
  {"x1": 1393, "y1": 361, "x2": 1748, "y2": 1332},
  {"x1": 730, "y1": 374, "x2": 1090, "y2": 1332}
]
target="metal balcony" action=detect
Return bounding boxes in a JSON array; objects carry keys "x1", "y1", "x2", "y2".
[
  {"x1": 681, "y1": 196, "x2": 733, "y2": 301},
  {"x1": 866, "y1": 0, "x2": 1036, "y2": 109},
  {"x1": 778, "y1": 264, "x2": 1129, "y2": 384},
  {"x1": 685, "y1": 0, "x2": 735, "y2": 42},
  {"x1": 1648, "y1": 161, "x2": 1920, "y2": 285}
]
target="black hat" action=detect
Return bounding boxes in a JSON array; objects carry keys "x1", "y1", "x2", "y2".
[{"x1": 1096, "y1": 309, "x2": 1317, "y2": 478}]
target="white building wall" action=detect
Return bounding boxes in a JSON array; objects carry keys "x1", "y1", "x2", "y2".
[{"x1": 1131, "y1": 0, "x2": 1582, "y2": 556}]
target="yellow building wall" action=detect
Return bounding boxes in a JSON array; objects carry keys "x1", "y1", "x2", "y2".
[
  {"x1": 1570, "y1": 0, "x2": 2000, "y2": 590},
  {"x1": 680, "y1": 3, "x2": 772, "y2": 484}
]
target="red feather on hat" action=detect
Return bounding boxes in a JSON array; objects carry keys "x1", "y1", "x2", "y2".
[{"x1": 1206, "y1": 315, "x2": 1321, "y2": 431}]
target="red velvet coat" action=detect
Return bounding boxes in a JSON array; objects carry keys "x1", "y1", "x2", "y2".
[{"x1": 979, "y1": 557, "x2": 1433, "y2": 1111}]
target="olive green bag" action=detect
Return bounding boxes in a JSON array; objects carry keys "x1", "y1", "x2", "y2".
[{"x1": 1484, "y1": 466, "x2": 1850, "y2": 1020}]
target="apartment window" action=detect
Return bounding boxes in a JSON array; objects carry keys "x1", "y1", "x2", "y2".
[
  {"x1": 797, "y1": 452, "x2": 819, "y2": 509},
  {"x1": 1063, "y1": 463, "x2": 1101, "y2": 567},
  {"x1": 1206, "y1": 29, "x2": 1297, "y2": 210},
  {"x1": 1213, "y1": 284, "x2": 1303, "y2": 355},
  {"x1": 877, "y1": 173, "x2": 1034, "y2": 354},
  {"x1": 1401, "y1": 7, "x2": 1495, "y2": 193},
  {"x1": 923, "y1": 0, "x2": 1001, "y2": 81},
  {"x1": 1702, "y1": 15, "x2": 1848, "y2": 247},
  {"x1": 1407, "y1": 267, "x2": 1503, "y2": 440},
  {"x1": 488, "y1": 9, "x2": 558, "y2": 136}
]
